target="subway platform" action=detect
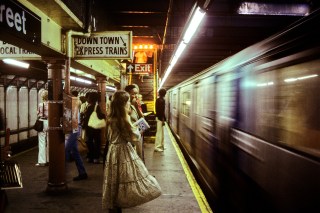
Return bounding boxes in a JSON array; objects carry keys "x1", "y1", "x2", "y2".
[{"x1": 4, "y1": 125, "x2": 212, "y2": 213}]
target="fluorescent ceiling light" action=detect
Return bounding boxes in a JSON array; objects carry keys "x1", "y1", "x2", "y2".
[
  {"x1": 3, "y1": 59, "x2": 30, "y2": 69},
  {"x1": 70, "y1": 76, "x2": 92, "y2": 84},
  {"x1": 238, "y1": 2, "x2": 310, "y2": 16},
  {"x1": 171, "y1": 42, "x2": 187, "y2": 66},
  {"x1": 106, "y1": 86, "x2": 116, "y2": 91},
  {"x1": 159, "y1": 5, "x2": 206, "y2": 89},
  {"x1": 70, "y1": 67, "x2": 95, "y2": 80},
  {"x1": 183, "y1": 7, "x2": 206, "y2": 43}
]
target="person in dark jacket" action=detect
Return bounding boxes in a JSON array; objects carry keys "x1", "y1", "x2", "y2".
[
  {"x1": 154, "y1": 89, "x2": 166, "y2": 152},
  {"x1": 82, "y1": 92, "x2": 106, "y2": 163}
]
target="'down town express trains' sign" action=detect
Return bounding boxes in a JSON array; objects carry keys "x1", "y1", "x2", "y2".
[{"x1": 73, "y1": 31, "x2": 132, "y2": 60}]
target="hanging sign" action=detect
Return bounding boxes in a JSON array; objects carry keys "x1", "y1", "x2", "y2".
[
  {"x1": 0, "y1": 0, "x2": 41, "y2": 44},
  {"x1": 126, "y1": 63, "x2": 153, "y2": 75},
  {"x1": 0, "y1": 40, "x2": 40, "y2": 59},
  {"x1": 73, "y1": 31, "x2": 132, "y2": 59}
]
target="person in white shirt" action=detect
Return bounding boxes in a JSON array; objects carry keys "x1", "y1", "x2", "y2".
[{"x1": 35, "y1": 90, "x2": 49, "y2": 166}]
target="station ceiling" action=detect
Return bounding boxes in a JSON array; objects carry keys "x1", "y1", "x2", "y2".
[
  {"x1": 1, "y1": 0, "x2": 320, "y2": 91},
  {"x1": 94, "y1": 0, "x2": 320, "y2": 89}
]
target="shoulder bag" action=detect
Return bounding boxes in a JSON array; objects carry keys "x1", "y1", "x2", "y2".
[
  {"x1": 33, "y1": 103, "x2": 44, "y2": 132},
  {"x1": 88, "y1": 104, "x2": 106, "y2": 129}
]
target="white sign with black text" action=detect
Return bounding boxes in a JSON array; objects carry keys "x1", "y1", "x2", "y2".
[
  {"x1": 0, "y1": 40, "x2": 40, "y2": 59},
  {"x1": 73, "y1": 31, "x2": 132, "y2": 59}
]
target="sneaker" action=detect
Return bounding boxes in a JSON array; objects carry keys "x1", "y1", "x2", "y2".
[
  {"x1": 154, "y1": 148, "x2": 164, "y2": 152},
  {"x1": 73, "y1": 173, "x2": 88, "y2": 181},
  {"x1": 35, "y1": 163, "x2": 48, "y2": 167}
]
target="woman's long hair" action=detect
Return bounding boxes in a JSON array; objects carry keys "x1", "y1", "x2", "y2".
[{"x1": 107, "y1": 91, "x2": 134, "y2": 138}]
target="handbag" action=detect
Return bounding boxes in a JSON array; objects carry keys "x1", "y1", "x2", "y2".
[
  {"x1": 33, "y1": 119, "x2": 43, "y2": 132},
  {"x1": 88, "y1": 104, "x2": 106, "y2": 129},
  {"x1": 77, "y1": 129, "x2": 88, "y2": 153},
  {"x1": 0, "y1": 160, "x2": 23, "y2": 189},
  {"x1": 33, "y1": 103, "x2": 44, "y2": 132}
]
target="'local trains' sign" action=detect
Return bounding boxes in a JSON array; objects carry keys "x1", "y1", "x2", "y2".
[
  {"x1": 73, "y1": 31, "x2": 132, "y2": 59},
  {"x1": 0, "y1": 41, "x2": 40, "y2": 59}
]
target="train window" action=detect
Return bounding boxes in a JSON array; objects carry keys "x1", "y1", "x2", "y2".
[
  {"x1": 181, "y1": 91, "x2": 191, "y2": 117},
  {"x1": 216, "y1": 73, "x2": 237, "y2": 119},
  {"x1": 196, "y1": 76, "x2": 215, "y2": 117},
  {"x1": 237, "y1": 59, "x2": 320, "y2": 157},
  {"x1": 278, "y1": 60, "x2": 320, "y2": 156},
  {"x1": 172, "y1": 93, "x2": 177, "y2": 109},
  {"x1": 237, "y1": 68, "x2": 285, "y2": 143}
]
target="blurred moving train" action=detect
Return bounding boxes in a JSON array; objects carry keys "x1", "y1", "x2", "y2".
[{"x1": 166, "y1": 8, "x2": 320, "y2": 213}]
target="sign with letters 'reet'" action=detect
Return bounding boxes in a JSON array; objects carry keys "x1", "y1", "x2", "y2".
[
  {"x1": 73, "y1": 31, "x2": 132, "y2": 59},
  {"x1": 0, "y1": 0, "x2": 41, "y2": 45}
]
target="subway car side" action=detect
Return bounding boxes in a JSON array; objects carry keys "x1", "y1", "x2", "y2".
[{"x1": 166, "y1": 9, "x2": 320, "y2": 213}]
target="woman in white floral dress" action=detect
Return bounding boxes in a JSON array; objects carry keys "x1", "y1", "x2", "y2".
[{"x1": 102, "y1": 91, "x2": 161, "y2": 212}]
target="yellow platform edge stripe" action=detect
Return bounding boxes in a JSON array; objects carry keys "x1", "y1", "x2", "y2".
[{"x1": 166, "y1": 124, "x2": 213, "y2": 213}]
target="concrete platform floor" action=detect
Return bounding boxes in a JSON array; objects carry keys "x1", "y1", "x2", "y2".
[{"x1": 4, "y1": 125, "x2": 211, "y2": 213}]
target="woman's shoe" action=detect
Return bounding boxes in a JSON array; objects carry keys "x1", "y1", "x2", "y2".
[
  {"x1": 108, "y1": 207, "x2": 122, "y2": 213},
  {"x1": 35, "y1": 163, "x2": 47, "y2": 167},
  {"x1": 93, "y1": 159, "x2": 101, "y2": 164}
]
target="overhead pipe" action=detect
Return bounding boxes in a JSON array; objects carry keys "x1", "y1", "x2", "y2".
[
  {"x1": 197, "y1": 0, "x2": 213, "y2": 10},
  {"x1": 158, "y1": 0, "x2": 173, "y2": 78}
]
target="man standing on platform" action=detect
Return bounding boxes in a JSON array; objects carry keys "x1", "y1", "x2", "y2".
[
  {"x1": 65, "y1": 91, "x2": 88, "y2": 181},
  {"x1": 154, "y1": 89, "x2": 166, "y2": 152}
]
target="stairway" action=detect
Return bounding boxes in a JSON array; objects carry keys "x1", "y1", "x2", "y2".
[{"x1": 143, "y1": 112, "x2": 156, "y2": 143}]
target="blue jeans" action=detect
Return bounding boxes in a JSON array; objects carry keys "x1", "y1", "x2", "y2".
[{"x1": 65, "y1": 130, "x2": 86, "y2": 175}]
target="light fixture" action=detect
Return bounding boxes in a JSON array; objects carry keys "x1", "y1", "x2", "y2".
[
  {"x1": 70, "y1": 76, "x2": 92, "y2": 84},
  {"x1": 3, "y1": 59, "x2": 30, "y2": 69},
  {"x1": 237, "y1": 2, "x2": 310, "y2": 16},
  {"x1": 183, "y1": 7, "x2": 206, "y2": 43},
  {"x1": 159, "y1": 4, "x2": 206, "y2": 89},
  {"x1": 106, "y1": 86, "x2": 116, "y2": 91},
  {"x1": 133, "y1": 44, "x2": 155, "y2": 50}
]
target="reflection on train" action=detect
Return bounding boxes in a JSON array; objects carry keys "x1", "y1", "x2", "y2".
[{"x1": 166, "y1": 9, "x2": 320, "y2": 213}]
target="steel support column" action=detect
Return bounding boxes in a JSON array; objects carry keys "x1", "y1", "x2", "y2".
[
  {"x1": 96, "y1": 76, "x2": 107, "y2": 151},
  {"x1": 46, "y1": 59, "x2": 67, "y2": 193}
]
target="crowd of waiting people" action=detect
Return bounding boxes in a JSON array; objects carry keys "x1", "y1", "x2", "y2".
[
  {"x1": 0, "y1": 83, "x2": 166, "y2": 212},
  {"x1": 51, "y1": 83, "x2": 165, "y2": 212}
]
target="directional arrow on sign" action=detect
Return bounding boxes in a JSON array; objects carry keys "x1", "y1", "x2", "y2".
[
  {"x1": 127, "y1": 64, "x2": 134, "y2": 72},
  {"x1": 120, "y1": 36, "x2": 126, "y2": 46}
]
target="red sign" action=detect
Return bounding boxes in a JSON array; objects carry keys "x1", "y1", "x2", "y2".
[{"x1": 126, "y1": 63, "x2": 153, "y2": 74}]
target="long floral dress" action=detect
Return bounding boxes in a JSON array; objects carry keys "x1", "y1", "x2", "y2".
[{"x1": 102, "y1": 123, "x2": 161, "y2": 209}]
